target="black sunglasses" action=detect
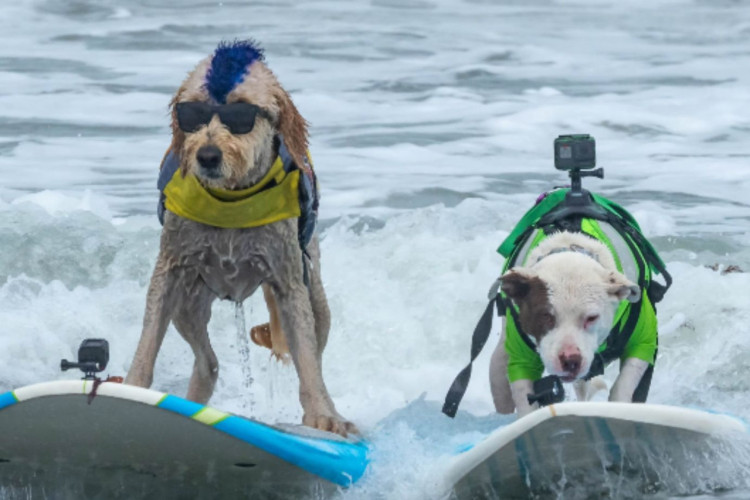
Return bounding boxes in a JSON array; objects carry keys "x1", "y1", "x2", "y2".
[{"x1": 175, "y1": 101, "x2": 273, "y2": 134}]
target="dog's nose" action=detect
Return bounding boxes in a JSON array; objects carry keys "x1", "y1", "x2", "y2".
[
  {"x1": 559, "y1": 351, "x2": 582, "y2": 375},
  {"x1": 197, "y1": 145, "x2": 222, "y2": 170}
]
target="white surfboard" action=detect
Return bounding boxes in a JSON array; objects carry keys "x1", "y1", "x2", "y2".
[
  {"x1": 0, "y1": 380, "x2": 368, "y2": 498},
  {"x1": 442, "y1": 402, "x2": 749, "y2": 499}
]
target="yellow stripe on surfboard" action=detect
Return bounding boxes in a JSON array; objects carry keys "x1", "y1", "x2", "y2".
[{"x1": 192, "y1": 407, "x2": 229, "y2": 426}]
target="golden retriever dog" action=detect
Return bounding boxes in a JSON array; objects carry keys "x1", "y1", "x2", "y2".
[{"x1": 125, "y1": 40, "x2": 356, "y2": 436}]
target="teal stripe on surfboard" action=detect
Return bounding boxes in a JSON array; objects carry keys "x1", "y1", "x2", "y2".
[
  {"x1": 154, "y1": 393, "x2": 369, "y2": 486},
  {"x1": 0, "y1": 391, "x2": 17, "y2": 410}
]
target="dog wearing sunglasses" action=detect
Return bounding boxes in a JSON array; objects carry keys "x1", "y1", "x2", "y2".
[{"x1": 125, "y1": 40, "x2": 357, "y2": 436}]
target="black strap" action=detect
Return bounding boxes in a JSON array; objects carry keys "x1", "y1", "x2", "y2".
[
  {"x1": 301, "y1": 250, "x2": 311, "y2": 288},
  {"x1": 608, "y1": 216, "x2": 673, "y2": 303},
  {"x1": 442, "y1": 295, "x2": 505, "y2": 418},
  {"x1": 584, "y1": 295, "x2": 643, "y2": 379},
  {"x1": 632, "y1": 350, "x2": 656, "y2": 402},
  {"x1": 585, "y1": 222, "x2": 647, "y2": 376}
]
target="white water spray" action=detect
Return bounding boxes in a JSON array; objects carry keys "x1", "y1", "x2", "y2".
[{"x1": 234, "y1": 301, "x2": 255, "y2": 415}]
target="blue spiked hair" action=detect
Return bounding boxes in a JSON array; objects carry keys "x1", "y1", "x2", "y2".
[{"x1": 205, "y1": 40, "x2": 265, "y2": 104}]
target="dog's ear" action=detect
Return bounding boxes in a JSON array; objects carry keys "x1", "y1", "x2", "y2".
[
  {"x1": 606, "y1": 271, "x2": 641, "y2": 303},
  {"x1": 273, "y1": 86, "x2": 310, "y2": 173},
  {"x1": 168, "y1": 84, "x2": 188, "y2": 176},
  {"x1": 501, "y1": 268, "x2": 539, "y2": 302}
]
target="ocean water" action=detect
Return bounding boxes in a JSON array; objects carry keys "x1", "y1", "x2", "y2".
[{"x1": 1, "y1": 0, "x2": 749, "y2": 498}]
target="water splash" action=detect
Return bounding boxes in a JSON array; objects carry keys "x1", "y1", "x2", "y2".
[{"x1": 234, "y1": 301, "x2": 255, "y2": 415}]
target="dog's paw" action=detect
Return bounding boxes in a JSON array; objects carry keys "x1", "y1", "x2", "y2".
[
  {"x1": 587, "y1": 377, "x2": 608, "y2": 400},
  {"x1": 303, "y1": 413, "x2": 360, "y2": 437}
]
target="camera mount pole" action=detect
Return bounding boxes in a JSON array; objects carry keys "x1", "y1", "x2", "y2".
[
  {"x1": 540, "y1": 167, "x2": 608, "y2": 225},
  {"x1": 566, "y1": 167, "x2": 605, "y2": 205}
]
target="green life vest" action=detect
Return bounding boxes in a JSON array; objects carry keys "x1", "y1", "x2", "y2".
[
  {"x1": 498, "y1": 188, "x2": 670, "y2": 302},
  {"x1": 498, "y1": 188, "x2": 670, "y2": 381},
  {"x1": 502, "y1": 216, "x2": 658, "y2": 383}
]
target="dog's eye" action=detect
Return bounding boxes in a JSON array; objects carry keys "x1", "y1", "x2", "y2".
[
  {"x1": 539, "y1": 312, "x2": 555, "y2": 328},
  {"x1": 584, "y1": 314, "x2": 600, "y2": 329}
]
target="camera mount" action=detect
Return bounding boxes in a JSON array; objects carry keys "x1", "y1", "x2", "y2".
[
  {"x1": 541, "y1": 134, "x2": 609, "y2": 223},
  {"x1": 566, "y1": 165, "x2": 605, "y2": 206}
]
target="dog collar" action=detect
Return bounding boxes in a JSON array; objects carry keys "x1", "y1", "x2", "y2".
[{"x1": 535, "y1": 244, "x2": 600, "y2": 264}]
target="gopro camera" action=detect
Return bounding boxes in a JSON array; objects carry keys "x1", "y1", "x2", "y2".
[
  {"x1": 554, "y1": 134, "x2": 596, "y2": 171},
  {"x1": 527, "y1": 375, "x2": 565, "y2": 407},
  {"x1": 61, "y1": 338, "x2": 110, "y2": 379}
]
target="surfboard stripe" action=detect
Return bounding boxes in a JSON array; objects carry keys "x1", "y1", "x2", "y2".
[
  {"x1": 214, "y1": 416, "x2": 368, "y2": 486},
  {"x1": 156, "y1": 394, "x2": 204, "y2": 417},
  {"x1": 145, "y1": 391, "x2": 368, "y2": 486},
  {"x1": 0, "y1": 391, "x2": 17, "y2": 410},
  {"x1": 192, "y1": 407, "x2": 229, "y2": 426}
]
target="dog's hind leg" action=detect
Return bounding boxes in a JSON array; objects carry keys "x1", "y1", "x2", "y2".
[
  {"x1": 126, "y1": 255, "x2": 177, "y2": 389},
  {"x1": 171, "y1": 278, "x2": 218, "y2": 405}
]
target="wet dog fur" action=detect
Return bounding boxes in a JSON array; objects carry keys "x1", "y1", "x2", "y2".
[
  {"x1": 489, "y1": 231, "x2": 649, "y2": 416},
  {"x1": 125, "y1": 41, "x2": 356, "y2": 436}
]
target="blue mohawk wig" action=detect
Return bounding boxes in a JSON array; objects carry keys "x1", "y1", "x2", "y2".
[{"x1": 205, "y1": 40, "x2": 265, "y2": 104}]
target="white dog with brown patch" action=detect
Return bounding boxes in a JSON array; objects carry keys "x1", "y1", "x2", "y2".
[{"x1": 489, "y1": 230, "x2": 657, "y2": 416}]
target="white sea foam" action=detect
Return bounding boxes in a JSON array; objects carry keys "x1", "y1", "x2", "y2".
[{"x1": 0, "y1": 0, "x2": 749, "y2": 498}]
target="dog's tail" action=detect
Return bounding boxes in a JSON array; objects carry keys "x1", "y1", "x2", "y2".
[
  {"x1": 250, "y1": 323, "x2": 289, "y2": 362},
  {"x1": 250, "y1": 284, "x2": 291, "y2": 363}
]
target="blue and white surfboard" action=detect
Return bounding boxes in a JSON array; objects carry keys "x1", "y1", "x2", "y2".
[{"x1": 0, "y1": 381, "x2": 369, "y2": 498}]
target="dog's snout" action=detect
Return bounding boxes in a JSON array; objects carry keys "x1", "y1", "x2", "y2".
[
  {"x1": 197, "y1": 145, "x2": 222, "y2": 170},
  {"x1": 559, "y1": 351, "x2": 582, "y2": 375}
]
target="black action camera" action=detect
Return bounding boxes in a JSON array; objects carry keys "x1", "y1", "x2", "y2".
[
  {"x1": 61, "y1": 338, "x2": 110, "y2": 379},
  {"x1": 527, "y1": 375, "x2": 565, "y2": 407},
  {"x1": 541, "y1": 134, "x2": 606, "y2": 221},
  {"x1": 554, "y1": 134, "x2": 596, "y2": 171}
]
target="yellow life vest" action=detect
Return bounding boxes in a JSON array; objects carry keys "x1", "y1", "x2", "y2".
[{"x1": 161, "y1": 155, "x2": 301, "y2": 230}]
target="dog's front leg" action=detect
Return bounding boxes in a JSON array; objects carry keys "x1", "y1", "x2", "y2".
[
  {"x1": 609, "y1": 358, "x2": 649, "y2": 402},
  {"x1": 125, "y1": 254, "x2": 176, "y2": 389},
  {"x1": 490, "y1": 320, "x2": 515, "y2": 414},
  {"x1": 510, "y1": 379, "x2": 537, "y2": 417},
  {"x1": 171, "y1": 277, "x2": 218, "y2": 404},
  {"x1": 273, "y1": 281, "x2": 357, "y2": 436}
]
